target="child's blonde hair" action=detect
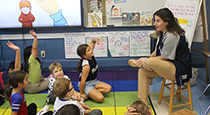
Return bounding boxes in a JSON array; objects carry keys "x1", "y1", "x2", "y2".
[
  {"x1": 48, "y1": 62, "x2": 62, "y2": 73},
  {"x1": 53, "y1": 78, "x2": 70, "y2": 99},
  {"x1": 130, "y1": 100, "x2": 151, "y2": 115}
]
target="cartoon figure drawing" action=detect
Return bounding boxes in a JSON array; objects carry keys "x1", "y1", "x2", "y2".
[
  {"x1": 114, "y1": 40, "x2": 125, "y2": 56},
  {"x1": 19, "y1": 0, "x2": 35, "y2": 27},
  {"x1": 36, "y1": 0, "x2": 67, "y2": 26},
  {"x1": 132, "y1": 13, "x2": 140, "y2": 22}
]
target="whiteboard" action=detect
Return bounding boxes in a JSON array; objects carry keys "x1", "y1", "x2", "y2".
[
  {"x1": 106, "y1": 0, "x2": 165, "y2": 26},
  {"x1": 165, "y1": 0, "x2": 201, "y2": 47}
]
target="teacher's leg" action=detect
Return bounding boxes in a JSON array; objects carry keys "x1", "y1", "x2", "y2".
[
  {"x1": 138, "y1": 58, "x2": 176, "y2": 105},
  {"x1": 138, "y1": 68, "x2": 159, "y2": 105},
  {"x1": 142, "y1": 58, "x2": 176, "y2": 81}
]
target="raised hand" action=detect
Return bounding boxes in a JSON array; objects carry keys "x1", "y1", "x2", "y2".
[
  {"x1": 29, "y1": 30, "x2": 37, "y2": 37},
  {"x1": 36, "y1": 0, "x2": 59, "y2": 15},
  {"x1": 7, "y1": 41, "x2": 20, "y2": 51}
]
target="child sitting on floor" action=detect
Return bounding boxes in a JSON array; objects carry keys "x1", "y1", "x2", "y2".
[
  {"x1": 53, "y1": 78, "x2": 102, "y2": 115},
  {"x1": 76, "y1": 38, "x2": 111, "y2": 103},
  {"x1": 46, "y1": 62, "x2": 87, "y2": 104},
  {"x1": 5, "y1": 70, "x2": 52, "y2": 115}
]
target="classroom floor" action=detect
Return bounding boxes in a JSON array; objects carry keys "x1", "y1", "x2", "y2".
[{"x1": 0, "y1": 69, "x2": 210, "y2": 115}]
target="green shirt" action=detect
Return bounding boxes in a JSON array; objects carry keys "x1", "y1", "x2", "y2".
[{"x1": 28, "y1": 55, "x2": 41, "y2": 83}]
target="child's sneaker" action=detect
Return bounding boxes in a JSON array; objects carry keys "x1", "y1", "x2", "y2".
[{"x1": 36, "y1": 105, "x2": 50, "y2": 115}]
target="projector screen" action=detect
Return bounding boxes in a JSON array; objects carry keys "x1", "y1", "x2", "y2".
[{"x1": 0, "y1": 0, "x2": 82, "y2": 28}]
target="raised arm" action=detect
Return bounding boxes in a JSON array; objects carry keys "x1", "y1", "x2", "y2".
[
  {"x1": 7, "y1": 41, "x2": 21, "y2": 71},
  {"x1": 30, "y1": 30, "x2": 38, "y2": 58},
  {"x1": 89, "y1": 38, "x2": 99, "y2": 52}
]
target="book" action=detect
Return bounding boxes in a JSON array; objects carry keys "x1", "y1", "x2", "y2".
[{"x1": 140, "y1": 11, "x2": 153, "y2": 26}]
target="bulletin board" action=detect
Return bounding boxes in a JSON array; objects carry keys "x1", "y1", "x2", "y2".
[{"x1": 64, "y1": 30, "x2": 153, "y2": 58}]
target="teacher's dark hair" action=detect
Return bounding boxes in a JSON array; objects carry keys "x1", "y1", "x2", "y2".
[{"x1": 154, "y1": 7, "x2": 185, "y2": 35}]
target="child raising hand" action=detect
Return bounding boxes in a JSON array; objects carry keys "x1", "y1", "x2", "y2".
[{"x1": 76, "y1": 38, "x2": 111, "y2": 103}]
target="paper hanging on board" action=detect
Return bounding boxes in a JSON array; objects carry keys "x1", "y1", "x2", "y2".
[
  {"x1": 129, "y1": 31, "x2": 153, "y2": 57},
  {"x1": 64, "y1": 33, "x2": 85, "y2": 58}
]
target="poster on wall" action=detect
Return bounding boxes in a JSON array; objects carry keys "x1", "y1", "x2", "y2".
[
  {"x1": 64, "y1": 33, "x2": 85, "y2": 58},
  {"x1": 122, "y1": 13, "x2": 140, "y2": 26},
  {"x1": 108, "y1": 32, "x2": 130, "y2": 57},
  {"x1": 129, "y1": 31, "x2": 154, "y2": 57},
  {"x1": 85, "y1": 32, "x2": 108, "y2": 57},
  {"x1": 88, "y1": 13, "x2": 103, "y2": 27},
  {"x1": 140, "y1": 11, "x2": 153, "y2": 26}
]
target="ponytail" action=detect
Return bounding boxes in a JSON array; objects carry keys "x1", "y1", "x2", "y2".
[
  {"x1": 77, "y1": 58, "x2": 83, "y2": 72},
  {"x1": 4, "y1": 70, "x2": 26, "y2": 100},
  {"x1": 4, "y1": 84, "x2": 13, "y2": 100}
]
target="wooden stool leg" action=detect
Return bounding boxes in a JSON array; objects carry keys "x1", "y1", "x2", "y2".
[
  {"x1": 149, "y1": 79, "x2": 153, "y2": 85},
  {"x1": 158, "y1": 78, "x2": 166, "y2": 104},
  {"x1": 177, "y1": 86, "x2": 181, "y2": 101},
  {"x1": 169, "y1": 81, "x2": 175, "y2": 113},
  {"x1": 187, "y1": 81, "x2": 193, "y2": 110}
]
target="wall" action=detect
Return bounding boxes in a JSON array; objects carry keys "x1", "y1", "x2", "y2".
[{"x1": 0, "y1": 0, "x2": 209, "y2": 72}]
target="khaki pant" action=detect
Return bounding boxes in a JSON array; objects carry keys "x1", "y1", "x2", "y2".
[
  {"x1": 24, "y1": 77, "x2": 49, "y2": 94},
  {"x1": 138, "y1": 58, "x2": 176, "y2": 103}
]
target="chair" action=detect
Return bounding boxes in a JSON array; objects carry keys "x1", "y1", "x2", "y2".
[{"x1": 158, "y1": 78, "x2": 193, "y2": 113}]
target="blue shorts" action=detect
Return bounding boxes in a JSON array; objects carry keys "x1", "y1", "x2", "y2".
[{"x1": 78, "y1": 79, "x2": 100, "y2": 95}]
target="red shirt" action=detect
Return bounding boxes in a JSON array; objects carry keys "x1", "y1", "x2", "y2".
[{"x1": 9, "y1": 91, "x2": 27, "y2": 115}]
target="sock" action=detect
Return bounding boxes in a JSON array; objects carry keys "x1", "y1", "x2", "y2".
[{"x1": 36, "y1": 105, "x2": 50, "y2": 115}]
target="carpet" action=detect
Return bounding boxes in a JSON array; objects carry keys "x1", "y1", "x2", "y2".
[{"x1": 0, "y1": 91, "x2": 156, "y2": 115}]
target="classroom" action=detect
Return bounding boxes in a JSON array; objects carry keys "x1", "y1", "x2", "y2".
[{"x1": 0, "y1": 0, "x2": 210, "y2": 115}]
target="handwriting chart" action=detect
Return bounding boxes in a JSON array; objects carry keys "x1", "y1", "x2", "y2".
[
  {"x1": 64, "y1": 33, "x2": 86, "y2": 58},
  {"x1": 129, "y1": 31, "x2": 153, "y2": 57},
  {"x1": 165, "y1": 0, "x2": 200, "y2": 47},
  {"x1": 85, "y1": 32, "x2": 108, "y2": 57}
]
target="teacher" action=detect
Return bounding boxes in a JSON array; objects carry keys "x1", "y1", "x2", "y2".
[{"x1": 134, "y1": 8, "x2": 192, "y2": 105}]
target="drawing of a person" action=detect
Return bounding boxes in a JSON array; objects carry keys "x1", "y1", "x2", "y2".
[
  {"x1": 36, "y1": 0, "x2": 67, "y2": 26},
  {"x1": 19, "y1": 0, "x2": 35, "y2": 27},
  {"x1": 114, "y1": 40, "x2": 125, "y2": 56}
]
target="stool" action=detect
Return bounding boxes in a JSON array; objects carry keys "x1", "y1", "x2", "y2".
[{"x1": 158, "y1": 78, "x2": 193, "y2": 113}]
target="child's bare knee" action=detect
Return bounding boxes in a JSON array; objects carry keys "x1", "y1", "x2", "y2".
[{"x1": 96, "y1": 96, "x2": 104, "y2": 103}]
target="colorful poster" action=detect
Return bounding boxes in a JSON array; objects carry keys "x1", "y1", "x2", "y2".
[
  {"x1": 85, "y1": 32, "x2": 108, "y2": 57},
  {"x1": 140, "y1": 11, "x2": 153, "y2": 26},
  {"x1": 108, "y1": 32, "x2": 130, "y2": 57},
  {"x1": 90, "y1": 0, "x2": 102, "y2": 13},
  {"x1": 88, "y1": 13, "x2": 103, "y2": 27},
  {"x1": 122, "y1": 13, "x2": 140, "y2": 26}
]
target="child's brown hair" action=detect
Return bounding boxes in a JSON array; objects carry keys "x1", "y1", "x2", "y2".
[
  {"x1": 48, "y1": 62, "x2": 62, "y2": 73},
  {"x1": 53, "y1": 78, "x2": 70, "y2": 99},
  {"x1": 131, "y1": 100, "x2": 151, "y2": 115}
]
